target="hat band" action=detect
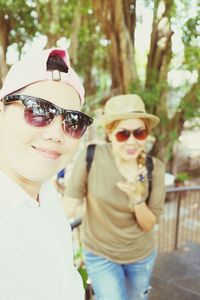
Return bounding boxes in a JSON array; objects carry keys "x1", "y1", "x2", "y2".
[
  {"x1": 109, "y1": 110, "x2": 145, "y2": 114},
  {"x1": 129, "y1": 110, "x2": 146, "y2": 113}
]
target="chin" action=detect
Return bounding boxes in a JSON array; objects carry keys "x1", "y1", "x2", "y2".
[
  {"x1": 126, "y1": 156, "x2": 137, "y2": 161},
  {"x1": 22, "y1": 167, "x2": 57, "y2": 182},
  {"x1": 123, "y1": 152, "x2": 140, "y2": 161}
]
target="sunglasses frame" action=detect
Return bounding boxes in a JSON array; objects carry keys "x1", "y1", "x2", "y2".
[
  {"x1": 115, "y1": 128, "x2": 148, "y2": 142},
  {"x1": 3, "y1": 94, "x2": 93, "y2": 139}
]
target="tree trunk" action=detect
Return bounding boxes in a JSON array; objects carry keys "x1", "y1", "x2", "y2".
[
  {"x1": 93, "y1": 0, "x2": 139, "y2": 94},
  {"x1": 152, "y1": 73, "x2": 200, "y2": 169},
  {"x1": 68, "y1": 0, "x2": 82, "y2": 65},
  {"x1": 145, "y1": 0, "x2": 174, "y2": 163},
  {"x1": 35, "y1": 0, "x2": 64, "y2": 48}
]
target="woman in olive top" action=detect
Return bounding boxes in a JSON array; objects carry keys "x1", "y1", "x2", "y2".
[{"x1": 65, "y1": 94, "x2": 165, "y2": 300}]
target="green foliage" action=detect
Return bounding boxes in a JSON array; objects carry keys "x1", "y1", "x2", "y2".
[
  {"x1": 0, "y1": 0, "x2": 38, "y2": 49},
  {"x1": 182, "y1": 16, "x2": 200, "y2": 71},
  {"x1": 78, "y1": 265, "x2": 88, "y2": 290},
  {"x1": 74, "y1": 245, "x2": 84, "y2": 260},
  {"x1": 175, "y1": 172, "x2": 190, "y2": 182},
  {"x1": 0, "y1": 0, "x2": 199, "y2": 165},
  {"x1": 129, "y1": 80, "x2": 167, "y2": 113},
  {"x1": 180, "y1": 84, "x2": 200, "y2": 119},
  {"x1": 169, "y1": 130, "x2": 178, "y2": 140},
  {"x1": 74, "y1": 246, "x2": 89, "y2": 290},
  {"x1": 33, "y1": 1, "x2": 70, "y2": 36}
]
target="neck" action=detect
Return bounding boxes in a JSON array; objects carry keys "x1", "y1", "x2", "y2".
[
  {"x1": 115, "y1": 155, "x2": 137, "y2": 167},
  {"x1": 0, "y1": 164, "x2": 41, "y2": 201}
]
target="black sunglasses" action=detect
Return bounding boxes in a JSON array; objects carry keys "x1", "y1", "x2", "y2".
[
  {"x1": 3, "y1": 95, "x2": 93, "y2": 139},
  {"x1": 115, "y1": 128, "x2": 148, "y2": 142}
]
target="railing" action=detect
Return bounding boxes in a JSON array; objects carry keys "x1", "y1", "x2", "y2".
[
  {"x1": 70, "y1": 185, "x2": 200, "y2": 299},
  {"x1": 71, "y1": 185, "x2": 200, "y2": 253},
  {"x1": 157, "y1": 185, "x2": 200, "y2": 252}
]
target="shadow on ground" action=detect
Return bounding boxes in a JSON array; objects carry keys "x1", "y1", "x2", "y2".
[{"x1": 149, "y1": 241, "x2": 200, "y2": 300}]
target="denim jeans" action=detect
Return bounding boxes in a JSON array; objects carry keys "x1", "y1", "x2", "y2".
[{"x1": 83, "y1": 249, "x2": 156, "y2": 300}]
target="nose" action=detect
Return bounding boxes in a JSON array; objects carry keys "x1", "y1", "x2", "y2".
[
  {"x1": 126, "y1": 132, "x2": 138, "y2": 144},
  {"x1": 42, "y1": 115, "x2": 64, "y2": 143}
]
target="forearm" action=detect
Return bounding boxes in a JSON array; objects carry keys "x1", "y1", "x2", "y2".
[
  {"x1": 61, "y1": 196, "x2": 81, "y2": 218},
  {"x1": 133, "y1": 202, "x2": 157, "y2": 232}
]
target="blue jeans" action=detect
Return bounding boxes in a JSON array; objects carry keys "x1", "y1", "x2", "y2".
[{"x1": 84, "y1": 249, "x2": 156, "y2": 300}]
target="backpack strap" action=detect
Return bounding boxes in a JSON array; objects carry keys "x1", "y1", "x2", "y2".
[
  {"x1": 145, "y1": 155, "x2": 153, "y2": 204},
  {"x1": 86, "y1": 144, "x2": 96, "y2": 173}
]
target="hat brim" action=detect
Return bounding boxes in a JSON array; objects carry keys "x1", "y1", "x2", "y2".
[{"x1": 96, "y1": 112, "x2": 160, "y2": 129}]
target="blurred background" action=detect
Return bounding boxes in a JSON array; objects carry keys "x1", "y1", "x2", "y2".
[
  {"x1": 0, "y1": 1, "x2": 200, "y2": 298},
  {"x1": 0, "y1": 0, "x2": 199, "y2": 184}
]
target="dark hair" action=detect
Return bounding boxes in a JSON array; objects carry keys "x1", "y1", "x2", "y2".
[{"x1": 46, "y1": 54, "x2": 69, "y2": 73}]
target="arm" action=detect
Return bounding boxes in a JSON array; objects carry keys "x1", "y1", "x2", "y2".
[
  {"x1": 62, "y1": 147, "x2": 88, "y2": 219},
  {"x1": 117, "y1": 180, "x2": 157, "y2": 232},
  {"x1": 117, "y1": 158, "x2": 165, "y2": 232},
  {"x1": 61, "y1": 196, "x2": 82, "y2": 219},
  {"x1": 133, "y1": 201, "x2": 157, "y2": 232},
  {"x1": 134, "y1": 158, "x2": 165, "y2": 231}
]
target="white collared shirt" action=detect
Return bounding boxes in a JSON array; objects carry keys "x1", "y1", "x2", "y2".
[{"x1": 0, "y1": 170, "x2": 84, "y2": 300}]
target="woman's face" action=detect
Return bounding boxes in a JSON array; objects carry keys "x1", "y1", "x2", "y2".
[
  {"x1": 108, "y1": 118, "x2": 148, "y2": 161},
  {"x1": 0, "y1": 81, "x2": 81, "y2": 183}
]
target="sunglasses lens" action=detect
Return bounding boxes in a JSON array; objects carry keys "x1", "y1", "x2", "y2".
[
  {"x1": 115, "y1": 128, "x2": 148, "y2": 142},
  {"x1": 23, "y1": 97, "x2": 92, "y2": 139},
  {"x1": 24, "y1": 99, "x2": 55, "y2": 127},
  {"x1": 115, "y1": 130, "x2": 130, "y2": 142},
  {"x1": 134, "y1": 129, "x2": 148, "y2": 140},
  {"x1": 64, "y1": 112, "x2": 90, "y2": 139}
]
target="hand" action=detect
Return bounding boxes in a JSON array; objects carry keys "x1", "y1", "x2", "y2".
[
  {"x1": 117, "y1": 179, "x2": 145, "y2": 200},
  {"x1": 117, "y1": 181, "x2": 136, "y2": 199}
]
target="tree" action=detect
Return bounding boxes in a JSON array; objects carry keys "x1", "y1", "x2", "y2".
[
  {"x1": 0, "y1": 0, "x2": 85, "y2": 81},
  {"x1": 91, "y1": 0, "x2": 200, "y2": 168},
  {"x1": 0, "y1": 0, "x2": 38, "y2": 84},
  {"x1": 93, "y1": 0, "x2": 139, "y2": 94},
  {"x1": 0, "y1": 0, "x2": 199, "y2": 169}
]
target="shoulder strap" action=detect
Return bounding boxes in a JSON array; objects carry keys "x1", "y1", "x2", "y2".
[
  {"x1": 145, "y1": 155, "x2": 153, "y2": 204},
  {"x1": 86, "y1": 144, "x2": 96, "y2": 173}
]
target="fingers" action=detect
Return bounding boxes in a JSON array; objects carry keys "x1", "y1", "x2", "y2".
[{"x1": 117, "y1": 181, "x2": 136, "y2": 198}]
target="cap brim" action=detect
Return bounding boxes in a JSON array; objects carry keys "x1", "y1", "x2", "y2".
[{"x1": 96, "y1": 112, "x2": 160, "y2": 129}]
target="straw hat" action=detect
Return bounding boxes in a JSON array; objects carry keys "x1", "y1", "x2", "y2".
[{"x1": 98, "y1": 94, "x2": 160, "y2": 129}]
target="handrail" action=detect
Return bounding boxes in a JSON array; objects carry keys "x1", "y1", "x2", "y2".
[
  {"x1": 166, "y1": 185, "x2": 200, "y2": 193},
  {"x1": 70, "y1": 185, "x2": 200, "y2": 229},
  {"x1": 162, "y1": 184, "x2": 200, "y2": 251},
  {"x1": 70, "y1": 217, "x2": 82, "y2": 230}
]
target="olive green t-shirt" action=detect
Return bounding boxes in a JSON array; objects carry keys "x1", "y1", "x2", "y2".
[{"x1": 66, "y1": 143, "x2": 165, "y2": 263}]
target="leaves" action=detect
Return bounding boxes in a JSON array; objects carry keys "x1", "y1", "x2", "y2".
[
  {"x1": 182, "y1": 16, "x2": 200, "y2": 71},
  {"x1": 0, "y1": 0, "x2": 199, "y2": 166}
]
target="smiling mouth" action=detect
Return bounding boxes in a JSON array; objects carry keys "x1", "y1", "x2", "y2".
[
  {"x1": 126, "y1": 149, "x2": 138, "y2": 155},
  {"x1": 32, "y1": 146, "x2": 61, "y2": 160}
]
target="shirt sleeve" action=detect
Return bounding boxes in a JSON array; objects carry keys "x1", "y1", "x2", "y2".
[
  {"x1": 148, "y1": 157, "x2": 166, "y2": 220},
  {"x1": 64, "y1": 147, "x2": 88, "y2": 200}
]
